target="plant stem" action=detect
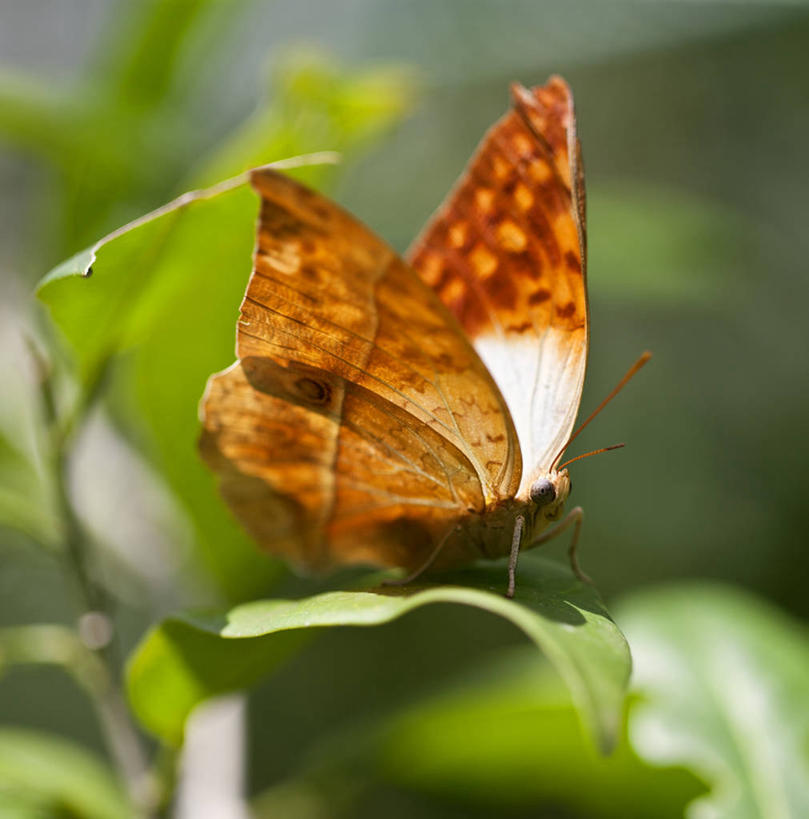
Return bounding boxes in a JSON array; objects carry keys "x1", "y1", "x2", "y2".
[{"x1": 33, "y1": 347, "x2": 157, "y2": 817}]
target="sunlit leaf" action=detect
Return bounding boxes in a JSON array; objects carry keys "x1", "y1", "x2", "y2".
[
  {"x1": 266, "y1": 584, "x2": 809, "y2": 817},
  {"x1": 618, "y1": 584, "x2": 809, "y2": 819},
  {"x1": 36, "y1": 57, "x2": 414, "y2": 601},
  {"x1": 261, "y1": 650, "x2": 702, "y2": 819},
  {"x1": 127, "y1": 556, "x2": 630, "y2": 750},
  {"x1": 0, "y1": 728, "x2": 131, "y2": 819}
]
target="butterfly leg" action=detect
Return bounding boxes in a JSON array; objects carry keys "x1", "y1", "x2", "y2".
[
  {"x1": 382, "y1": 525, "x2": 458, "y2": 588},
  {"x1": 525, "y1": 507, "x2": 592, "y2": 584},
  {"x1": 506, "y1": 514, "x2": 526, "y2": 599}
]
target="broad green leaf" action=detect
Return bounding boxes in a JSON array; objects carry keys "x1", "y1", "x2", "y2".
[
  {"x1": 36, "y1": 58, "x2": 414, "y2": 601},
  {"x1": 256, "y1": 651, "x2": 702, "y2": 819},
  {"x1": 0, "y1": 728, "x2": 131, "y2": 819},
  {"x1": 375, "y1": 658, "x2": 698, "y2": 817},
  {"x1": 127, "y1": 556, "x2": 630, "y2": 750},
  {"x1": 37, "y1": 171, "x2": 285, "y2": 598},
  {"x1": 37, "y1": 170, "x2": 262, "y2": 389},
  {"x1": 618, "y1": 584, "x2": 809, "y2": 819}
]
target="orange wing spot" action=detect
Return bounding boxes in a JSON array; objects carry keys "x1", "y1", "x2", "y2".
[
  {"x1": 440, "y1": 276, "x2": 466, "y2": 305},
  {"x1": 419, "y1": 252, "x2": 445, "y2": 287},
  {"x1": 528, "y1": 288, "x2": 551, "y2": 305},
  {"x1": 475, "y1": 187, "x2": 495, "y2": 213},
  {"x1": 556, "y1": 301, "x2": 576, "y2": 319},
  {"x1": 469, "y1": 243, "x2": 498, "y2": 279},
  {"x1": 514, "y1": 183, "x2": 534, "y2": 211},
  {"x1": 564, "y1": 250, "x2": 582, "y2": 273},
  {"x1": 496, "y1": 220, "x2": 527, "y2": 252},
  {"x1": 529, "y1": 159, "x2": 552, "y2": 184},
  {"x1": 449, "y1": 221, "x2": 469, "y2": 249},
  {"x1": 491, "y1": 154, "x2": 511, "y2": 180},
  {"x1": 511, "y1": 132, "x2": 534, "y2": 157}
]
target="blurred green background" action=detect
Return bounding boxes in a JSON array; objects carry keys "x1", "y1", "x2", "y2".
[{"x1": 1, "y1": 1, "x2": 808, "y2": 817}]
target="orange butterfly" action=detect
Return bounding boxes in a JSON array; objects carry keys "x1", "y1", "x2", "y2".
[{"x1": 200, "y1": 76, "x2": 648, "y2": 597}]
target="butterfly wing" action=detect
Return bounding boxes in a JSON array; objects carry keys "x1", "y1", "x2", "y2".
[
  {"x1": 408, "y1": 77, "x2": 587, "y2": 494},
  {"x1": 200, "y1": 168, "x2": 521, "y2": 571}
]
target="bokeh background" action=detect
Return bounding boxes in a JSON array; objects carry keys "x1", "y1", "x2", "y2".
[{"x1": 1, "y1": 2, "x2": 808, "y2": 817}]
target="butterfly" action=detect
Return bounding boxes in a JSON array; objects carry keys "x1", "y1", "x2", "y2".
[{"x1": 199, "y1": 76, "x2": 647, "y2": 597}]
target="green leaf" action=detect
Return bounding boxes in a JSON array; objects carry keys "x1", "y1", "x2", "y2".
[
  {"x1": 37, "y1": 171, "x2": 284, "y2": 598},
  {"x1": 0, "y1": 431, "x2": 56, "y2": 545},
  {"x1": 263, "y1": 651, "x2": 702, "y2": 819},
  {"x1": 0, "y1": 315, "x2": 59, "y2": 546},
  {"x1": 379, "y1": 661, "x2": 702, "y2": 818},
  {"x1": 95, "y1": 0, "x2": 223, "y2": 110},
  {"x1": 0, "y1": 70, "x2": 72, "y2": 160},
  {"x1": 127, "y1": 556, "x2": 630, "y2": 751},
  {"x1": 36, "y1": 56, "x2": 414, "y2": 601},
  {"x1": 193, "y1": 49, "x2": 415, "y2": 187},
  {"x1": 0, "y1": 624, "x2": 108, "y2": 697},
  {"x1": 617, "y1": 584, "x2": 809, "y2": 819},
  {"x1": 36, "y1": 171, "x2": 257, "y2": 387},
  {"x1": 0, "y1": 728, "x2": 131, "y2": 819}
]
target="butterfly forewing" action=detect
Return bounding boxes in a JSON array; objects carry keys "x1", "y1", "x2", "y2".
[
  {"x1": 200, "y1": 169, "x2": 521, "y2": 570},
  {"x1": 408, "y1": 77, "x2": 588, "y2": 494}
]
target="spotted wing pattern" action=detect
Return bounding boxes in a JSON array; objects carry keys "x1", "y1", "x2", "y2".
[{"x1": 408, "y1": 77, "x2": 588, "y2": 493}]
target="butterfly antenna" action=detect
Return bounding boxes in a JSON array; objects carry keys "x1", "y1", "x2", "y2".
[
  {"x1": 551, "y1": 351, "x2": 652, "y2": 471},
  {"x1": 557, "y1": 443, "x2": 625, "y2": 471}
]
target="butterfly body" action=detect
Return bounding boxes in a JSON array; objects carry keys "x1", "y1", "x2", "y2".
[
  {"x1": 433, "y1": 468, "x2": 569, "y2": 565},
  {"x1": 200, "y1": 77, "x2": 590, "y2": 586}
]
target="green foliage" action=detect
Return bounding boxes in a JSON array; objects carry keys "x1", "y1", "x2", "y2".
[
  {"x1": 373, "y1": 662, "x2": 700, "y2": 818},
  {"x1": 619, "y1": 584, "x2": 809, "y2": 819},
  {"x1": 327, "y1": 657, "x2": 702, "y2": 819},
  {"x1": 4, "y1": 3, "x2": 809, "y2": 816},
  {"x1": 0, "y1": 0, "x2": 254, "y2": 260},
  {"x1": 127, "y1": 557, "x2": 630, "y2": 751},
  {"x1": 0, "y1": 431, "x2": 56, "y2": 546},
  {"x1": 373, "y1": 583, "x2": 809, "y2": 816},
  {"x1": 0, "y1": 728, "x2": 130, "y2": 819},
  {"x1": 255, "y1": 584, "x2": 809, "y2": 818},
  {"x1": 36, "y1": 60, "x2": 414, "y2": 602}
]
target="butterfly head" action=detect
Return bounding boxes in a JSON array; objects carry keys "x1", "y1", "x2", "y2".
[{"x1": 529, "y1": 469, "x2": 571, "y2": 523}]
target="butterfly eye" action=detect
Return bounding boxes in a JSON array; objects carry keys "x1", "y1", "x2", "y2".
[{"x1": 530, "y1": 478, "x2": 556, "y2": 507}]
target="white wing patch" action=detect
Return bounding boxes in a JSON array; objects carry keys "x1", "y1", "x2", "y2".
[{"x1": 476, "y1": 327, "x2": 586, "y2": 495}]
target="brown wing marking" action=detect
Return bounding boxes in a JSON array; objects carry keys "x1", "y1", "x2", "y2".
[
  {"x1": 408, "y1": 76, "x2": 588, "y2": 492},
  {"x1": 239, "y1": 168, "x2": 520, "y2": 500},
  {"x1": 200, "y1": 168, "x2": 520, "y2": 570},
  {"x1": 200, "y1": 357, "x2": 484, "y2": 571}
]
